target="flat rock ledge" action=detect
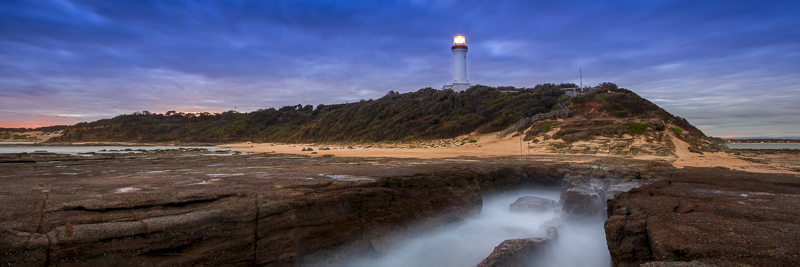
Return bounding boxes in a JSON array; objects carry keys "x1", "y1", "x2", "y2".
[
  {"x1": 0, "y1": 153, "x2": 503, "y2": 266},
  {"x1": 0, "y1": 151, "x2": 682, "y2": 266},
  {"x1": 605, "y1": 167, "x2": 800, "y2": 267}
]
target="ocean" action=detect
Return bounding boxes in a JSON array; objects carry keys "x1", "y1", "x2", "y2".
[
  {"x1": 725, "y1": 143, "x2": 800, "y2": 149},
  {"x1": 0, "y1": 144, "x2": 231, "y2": 154}
]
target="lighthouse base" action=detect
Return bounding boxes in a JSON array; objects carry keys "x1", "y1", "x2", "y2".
[{"x1": 442, "y1": 82, "x2": 472, "y2": 92}]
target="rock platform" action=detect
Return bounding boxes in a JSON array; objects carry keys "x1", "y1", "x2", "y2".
[
  {"x1": 1, "y1": 150, "x2": 662, "y2": 266},
  {"x1": 606, "y1": 167, "x2": 800, "y2": 266}
]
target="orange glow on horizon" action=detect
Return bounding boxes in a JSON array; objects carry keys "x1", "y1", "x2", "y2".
[{"x1": 0, "y1": 122, "x2": 67, "y2": 129}]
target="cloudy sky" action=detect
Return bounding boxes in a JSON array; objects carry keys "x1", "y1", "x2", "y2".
[{"x1": 1, "y1": 0, "x2": 798, "y2": 137}]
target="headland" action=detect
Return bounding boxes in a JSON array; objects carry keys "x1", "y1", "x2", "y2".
[{"x1": 2, "y1": 84, "x2": 799, "y2": 266}]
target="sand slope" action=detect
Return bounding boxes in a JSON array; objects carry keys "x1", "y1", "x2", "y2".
[{"x1": 226, "y1": 130, "x2": 797, "y2": 175}]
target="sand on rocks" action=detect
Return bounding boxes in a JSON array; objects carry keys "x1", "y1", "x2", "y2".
[{"x1": 225, "y1": 130, "x2": 798, "y2": 175}]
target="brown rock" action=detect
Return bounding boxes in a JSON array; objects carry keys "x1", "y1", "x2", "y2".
[
  {"x1": 605, "y1": 167, "x2": 800, "y2": 267},
  {"x1": 560, "y1": 176, "x2": 607, "y2": 221},
  {"x1": 476, "y1": 227, "x2": 557, "y2": 267},
  {"x1": 509, "y1": 196, "x2": 558, "y2": 213},
  {"x1": 0, "y1": 152, "x2": 488, "y2": 266},
  {"x1": 640, "y1": 260, "x2": 741, "y2": 267},
  {"x1": 476, "y1": 238, "x2": 550, "y2": 267},
  {"x1": 524, "y1": 165, "x2": 565, "y2": 186}
]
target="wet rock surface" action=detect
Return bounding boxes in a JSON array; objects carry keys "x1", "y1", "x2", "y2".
[
  {"x1": 606, "y1": 167, "x2": 800, "y2": 267},
  {"x1": 560, "y1": 176, "x2": 608, "y2": 220},
  {"x1": 0, "y1": 151, "x2": 486, "y2": 266},
  {"x1": 476, "y1": 227, "x2": 558, "y2": 267},
  {"x1": 640, "y1": 261, "x2": 737, "y2": 267},
  {"x1": 0, "y1": 150, "x2": 675, "y2": 266},
  {"x1": 509, "y1": 196, "x2": 557, "y2": 213},
  {"x1": 559, "y1": 174, "x2": 647, "y2": 221}
]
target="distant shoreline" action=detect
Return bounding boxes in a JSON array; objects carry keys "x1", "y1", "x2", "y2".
[
  {"x1": 726, "y1": 143, "x2": 800, "y2": 150},
  {"x1": 0, "y1": 141, "x2": 224, "y2": 147}
]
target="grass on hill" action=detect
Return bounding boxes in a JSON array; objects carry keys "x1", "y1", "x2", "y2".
[
  {"x1": 570, "y1": 82, "x2": 705, "y2": 138},
  {"x1": 51, "y1": 84, "x2": 576, "y2": 143},
  {"x1": 50, "y1": 82, "x2": 708, "y2": 144}
]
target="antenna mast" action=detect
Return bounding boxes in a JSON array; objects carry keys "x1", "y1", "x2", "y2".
[{"x1": 580, "y1": 67, "x2": 582, "y2": 88}]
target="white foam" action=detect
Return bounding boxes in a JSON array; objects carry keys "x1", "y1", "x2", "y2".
[
  {"x1": 206, "y1": 173, "x2": 245, "y2": 177},
  {"x1": 319, "y1": 174, "x2": 375, "y2": 182},
  {"x1": 348, "y1": 189, "x2": 569, "y2": 267},
  {"x1": 114, "y1": 187, "x2": 139, "y2": 193}
]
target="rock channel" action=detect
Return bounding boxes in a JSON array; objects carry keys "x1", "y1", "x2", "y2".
[
  {"x1": 5, "y1": 151, "x2": 649, "y2": 266},
  {"x1": 6, "y1": 150, "x2": 792, "y2": 266}
]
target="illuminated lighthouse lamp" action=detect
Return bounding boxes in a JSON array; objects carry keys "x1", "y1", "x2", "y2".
[
  {"x1": 454, "y1": 35, "x2": 465, "y2": 45},
  {"x1": 443, "y1": 34, "x2": 471, "y2": 91}
]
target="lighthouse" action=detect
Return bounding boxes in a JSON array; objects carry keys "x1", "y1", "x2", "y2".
[{"x1": 443, "y1": 33, "x2": 471, "y2": 91}]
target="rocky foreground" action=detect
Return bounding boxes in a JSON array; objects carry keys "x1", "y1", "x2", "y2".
[
  {"x1": 1, "y1": 149, "x2": 799, "y2": 266},
  {"x1": 606, "y1": 167, "x2": 800, "y2": 266}
]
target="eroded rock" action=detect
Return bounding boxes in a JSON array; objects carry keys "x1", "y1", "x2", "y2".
[
  {"x1": 509, "y1": 196, "x2": 557, "y2": 213},
  {"x1": 0, "y1": 152, "x2": 489, "y2": 266},
  {"x1": 560, "y1": 176, "x2": 607, "y2": 220},
  {"x1": 476, "y1": 227, "x2": 558, "y2": 267},
  {"x1": 606, "y1": 167, "x2": 800, "y2": 267}
]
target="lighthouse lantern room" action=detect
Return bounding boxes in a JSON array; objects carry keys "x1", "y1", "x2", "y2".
[{"x1": 443, "y1": 33, "x2": 471, "y2": 91}]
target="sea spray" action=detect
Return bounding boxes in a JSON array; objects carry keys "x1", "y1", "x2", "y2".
[{"x1": 348, "y1": 189, "x2": 563, "y2": 267}]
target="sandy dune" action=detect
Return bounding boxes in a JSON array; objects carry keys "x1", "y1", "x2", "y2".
[{"x1": 226, "y1": 131, "x2": 797, "y2": 175}]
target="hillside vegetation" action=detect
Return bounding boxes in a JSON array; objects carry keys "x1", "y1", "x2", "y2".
[
  {"x1": 49, "y1": 82, "x2": 711, "y2": 146},
  {"x1": 568, "y1": 82, "x2": 704, "y2": 137},
  {"x1": 0, "y1": 126, "x2": 70, "y2": 142},
  {"x1": 516, "y1": 82, "x2": 716, "y2": 155},
  {"x1": 51, "y1": 84, "x2": 576, "y2": 143}
]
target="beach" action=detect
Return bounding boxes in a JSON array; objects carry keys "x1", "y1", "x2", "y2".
[{"x1": 226, "y1": 130, "x2": 800, "y2": 175}]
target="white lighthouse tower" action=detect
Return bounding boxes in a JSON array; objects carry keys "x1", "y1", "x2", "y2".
[{"x1": 443, "y1": 33, "x2": 471, "y2": 91}]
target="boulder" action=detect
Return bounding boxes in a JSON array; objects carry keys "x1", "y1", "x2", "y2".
[
  {"x1": 476, "y1": 227, "x2": 557, "y2": 267},
  {"x1": 561, "y1": 186, "x2": 605, "y2": 220},
  {"x1": 688, "y1": 146, "x2": 703, "y2": 154},
  {"x1": 560, "y1": 176, "x2": 607, "y2": 221},
  {"x1": 509, "y1": 196, "x2": 557, "y2": 213}
]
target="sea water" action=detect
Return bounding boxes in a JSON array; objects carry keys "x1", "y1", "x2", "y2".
[
  {"x1": 0, "y1": 145, "x2": 230, "y2": 154},
  {"x1": 348, "y1": 189, "x2": 611, "y2": 267},
  {"x1": 726, "y1": 143, "x2": 800, "y2": 149}
]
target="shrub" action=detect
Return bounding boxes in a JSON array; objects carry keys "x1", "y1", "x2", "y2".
[
  {"x1": 539, "y1": 123, "x2": 555, "y2": 132},
  {"x1": 670, "y1": 127, "x2": 684, "y2": 135},
  {"x1": 625, "y1": 123, "x2": 649, "y2": 135},
  {"x1": 468, "y1": 139, "x2": 478, "y2": 143}
]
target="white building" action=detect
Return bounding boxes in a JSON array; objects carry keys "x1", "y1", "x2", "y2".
[{"x1": 442, "y1": 34, "x2": 471, "y2": 91}]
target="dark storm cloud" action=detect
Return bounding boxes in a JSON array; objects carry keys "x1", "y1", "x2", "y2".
[{"x1": 1, "y1": 0, "x2": 799, "y2": 137}]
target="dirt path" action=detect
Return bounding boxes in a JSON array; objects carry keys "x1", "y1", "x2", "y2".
[{"x1": 641, "y1": 131, "x2": 795, "y2": 174}]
